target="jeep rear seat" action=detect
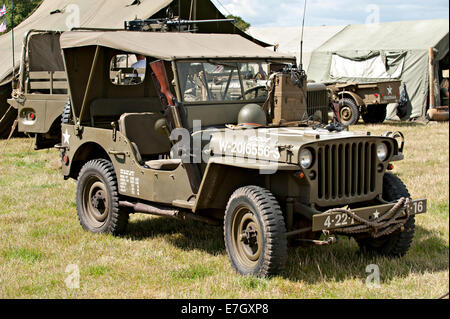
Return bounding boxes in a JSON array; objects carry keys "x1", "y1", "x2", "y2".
[
  {"x1": 90, "y1": 97, "x2": 161, "y2": 127},
  {"x1": 118, "y1": 112, "x2": 174, "y2": 168}
]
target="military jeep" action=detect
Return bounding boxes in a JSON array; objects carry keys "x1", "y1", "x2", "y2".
[{"x1": 59, "y1": 31, "x2": 426, "y2": 277}]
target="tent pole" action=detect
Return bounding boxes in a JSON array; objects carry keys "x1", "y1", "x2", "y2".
[
  {"x1": 429, "y1": 47, "x2": 435, "y2": 108},
  {"x1": 11, "y1": 0, "x2": 15, "y2": 88}
]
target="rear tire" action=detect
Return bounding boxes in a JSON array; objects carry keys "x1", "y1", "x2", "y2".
[
  {"x1": 76, "y1": 159, "x2": 129, "y2": 235},
  {"x1": 224, "y1": 186, "x2": 287, "y2": 277},
  {"x1": 338, "y1": 98, "x2": 360, "y2": 125},
  {"x1": 0, "y1": 84, "x2": 16, "y2": 138},
  {"x1": 355, "y1": 173, "x2": 415, "y2": 257},
  {"x1": 362, "y1": 104, "x2": 387, "y2": 124}
]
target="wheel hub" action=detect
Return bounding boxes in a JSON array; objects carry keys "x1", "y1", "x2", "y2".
[
  {"x1": 91, "y1": 190, "x2": 106, "y2": 211},
  {"x1": 340, "y1": 106, "x2": 352, "y2": 121},
  {"x1": 240, "y1": 225, "x2": 258, "y2": 246},
  {"x1": 232, "y1": 208, "x2": 262, "y2": 266},
  {"x1": 83, "y1": 179, "x2": 109, "y2": 227}
]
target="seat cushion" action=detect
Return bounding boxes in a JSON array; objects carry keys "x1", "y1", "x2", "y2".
[
  {"x1": 145, "y1": 159, "x2": 181, "y2": 170},
  {"x1": 119, "y1": 112, "x2": 171, "y2": 157}
]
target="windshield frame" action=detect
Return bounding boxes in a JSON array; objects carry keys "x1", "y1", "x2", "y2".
[{"x1": 173, "y1": 59, "x2": 292, "y2": 105}]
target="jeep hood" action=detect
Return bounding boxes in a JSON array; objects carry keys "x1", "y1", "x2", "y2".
[{"x1": 208, "y1": 127, "x2": 394, "y2": 165}]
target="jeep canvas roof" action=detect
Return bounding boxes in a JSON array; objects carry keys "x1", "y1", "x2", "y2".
[{"x1": 60, "y1": 31, "x2": 295, "y2": 61}]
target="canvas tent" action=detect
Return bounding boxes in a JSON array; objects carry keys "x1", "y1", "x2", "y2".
[
  {"x1": 307, "y1": 19, "x2": 449, "y2": 120},
  {"x1": 0, "y1": 0, "x2": 265, "y2": 85},
  {"x1": 248, "y1": 25, "x2": 346, "y2": 72},
  {"x1": 0, "y1": 0, "x2": 266, "y2": 137}
]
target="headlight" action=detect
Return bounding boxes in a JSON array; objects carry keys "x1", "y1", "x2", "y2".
[
  {"x1": 377, "y1": 143, "x2": 388, "y2": 161},
  {"x1": 299, "y1": 149, "x2": 313, "y2": 169}
]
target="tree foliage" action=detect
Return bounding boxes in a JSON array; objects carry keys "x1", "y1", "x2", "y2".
[
  {"x1": 226, "y1": 14, "x2": 250, "y2": 32},
  {"x1": 0, "y1": 0, "x2": 42, "y2": 32}
]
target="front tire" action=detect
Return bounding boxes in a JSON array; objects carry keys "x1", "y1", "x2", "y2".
[
  {"x1": 76, "y1": 159, "x2": 129, "y2": 235},
  {"x1": 224, "y1": 186, "x2": 287, "y2": 277},
  {"x1": 355, "y1": 173, "x2": 415, "y2": 257}
]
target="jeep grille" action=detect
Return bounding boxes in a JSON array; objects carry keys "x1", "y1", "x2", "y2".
[{"x1": 316, "y1": 141, "x2": 378, "y2": 203}]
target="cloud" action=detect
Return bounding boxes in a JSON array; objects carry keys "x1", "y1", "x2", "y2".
[{"x1": 212, "y1": 0, "x2": 449, "y2": 27}]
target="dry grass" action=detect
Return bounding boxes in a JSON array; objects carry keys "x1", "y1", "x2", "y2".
[{"x1": 0, "y1": 121, "x2": 448, "y2": 299}]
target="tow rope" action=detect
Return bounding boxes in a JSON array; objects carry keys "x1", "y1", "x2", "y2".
[{"x1": 328, "y1": 197, "x2": 411, "y2": 238}]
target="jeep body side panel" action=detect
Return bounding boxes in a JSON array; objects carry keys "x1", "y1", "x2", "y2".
[{"x1": 61, "y1": 124, "x2": 194, "y2": 205}]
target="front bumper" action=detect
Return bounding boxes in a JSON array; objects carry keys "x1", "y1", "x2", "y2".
[{"x1": 312, "y1": 198, "x2": 427, "y2": 232}]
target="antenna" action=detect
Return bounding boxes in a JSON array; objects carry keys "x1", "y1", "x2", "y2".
[
  {"x1": 299, "y1": 0, "x2": 307, "y2": 71},
  {"x1": 178, "y1": 0, "x2": 181, "y2": 32},
  {"x1": 11, "y1": 0, "x2": 15, "y2": 87}
]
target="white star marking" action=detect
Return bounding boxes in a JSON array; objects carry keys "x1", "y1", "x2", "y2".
[
  {"x1": 373, "y1": 210, "x2": 380, "y2": 219},
  {"x1": 387, "y1": 86, "x2": 393, "y2": 95},
  {"x1": 63, "y1": 129, "x2": 70, "y2": 144}
]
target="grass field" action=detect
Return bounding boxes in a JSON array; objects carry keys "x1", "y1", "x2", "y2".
[{"x1": 0, "y1": 122, "x2": 448, "y2": 299}]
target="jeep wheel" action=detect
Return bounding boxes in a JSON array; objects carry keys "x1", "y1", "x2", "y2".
[
  {"x1": 355, "y1": 173, "x2": 415, "y2": 257},
  {"x1": 339, "y1": 98, "x2": 360, "y2": 125},
  {"x1": 362, "y1": 104, "x2": 387, "y2": 124},
  {"x1": 224, "y1": 186, "x2": 287, "y2": 277},
  {"x1": 76, "y1": 159, "x2": 129, "y2": 235}
]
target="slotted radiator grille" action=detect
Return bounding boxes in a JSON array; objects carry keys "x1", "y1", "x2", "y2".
[
  {"x1": 307, "y1": 90, "x2": 329, "y2": 121},
  {"x1": 317, "y1": 141, "x2": 378, "y2": 201}
]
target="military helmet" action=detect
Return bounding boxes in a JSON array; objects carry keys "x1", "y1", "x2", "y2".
[{"x1": 237, "y1": 103, "x2": 267, "y2": 127}]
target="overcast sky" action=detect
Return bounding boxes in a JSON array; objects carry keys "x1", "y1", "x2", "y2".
[{"x1": 211, "y1": 0, "x2": 449, "y2": 27}]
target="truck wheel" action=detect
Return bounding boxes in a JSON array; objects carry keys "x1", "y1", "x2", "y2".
[
  {"x1": 224, "y1": 186, "x2": 287, "y2": 277},
  {"x1": 361, "y1": 104, "x2": 387, "y2": 124},
  {"x1": 76, "y1": 159, "x2": 129, "y2": 235},
  {"x1": 355, "y1": 173, "x2": 415, "y2": 257},
  {"x1": 338, "y1": 98, "x2": 360, "y2": 125},
  {"x1": 0, "y1": 84, "x2": 16, "y2": 138}
]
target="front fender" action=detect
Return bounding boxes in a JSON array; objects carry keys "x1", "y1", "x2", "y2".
[{"x1": 193, "y1": 157, "x2": 298, "y2": 213}]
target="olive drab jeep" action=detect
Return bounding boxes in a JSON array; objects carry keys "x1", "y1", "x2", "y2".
[{"x1": 59, "y1": 30, "x2": 427, "y2": 277}]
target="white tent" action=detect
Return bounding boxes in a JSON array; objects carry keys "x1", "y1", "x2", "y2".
[{"x1": 248, "y1": 25, "x2": 346, "y2": 71}]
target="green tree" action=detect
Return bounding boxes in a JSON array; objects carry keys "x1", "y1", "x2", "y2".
[
  {"x1": 226, "y1": 14, "x2": 250, "y2": 32},
  {"x1": 0, "y1": 0, "x2": 42, "y2": 32}
]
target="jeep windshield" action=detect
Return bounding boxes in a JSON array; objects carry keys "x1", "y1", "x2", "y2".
[{"x1": 177, "y1": 61, "x2": 270, "y2": 103}]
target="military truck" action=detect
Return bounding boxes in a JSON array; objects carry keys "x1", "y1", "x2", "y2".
[
  {"x1": 6, "y1": 27, "x2": 329, "y2": 149},
  {"x1": 58, "y1": 30, "x2": 426, "y2": 277},
  {"x1": 327, "y1": 81, "x2": 401, "y2": 125},
  {"x1": 5, "y1": 30, "x2": 69, "y2": 149}
]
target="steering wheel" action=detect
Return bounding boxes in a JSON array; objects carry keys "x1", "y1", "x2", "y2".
[{"x1": 240, "y1": 86, "x2": 267, "y2": 100}]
